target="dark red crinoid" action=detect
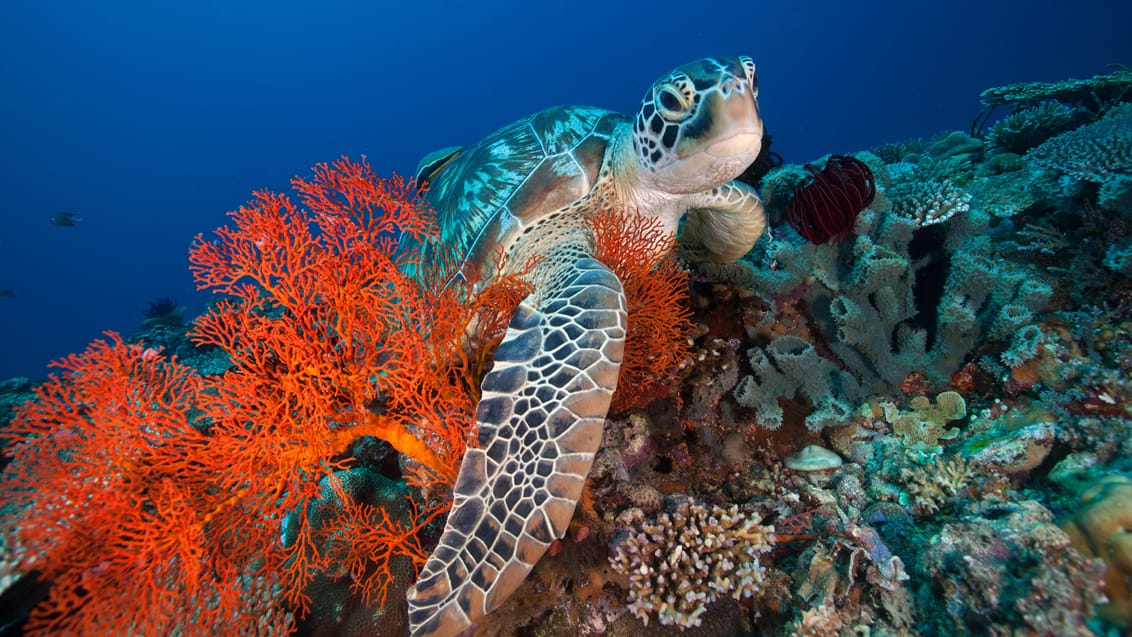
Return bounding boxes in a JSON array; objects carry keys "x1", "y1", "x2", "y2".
[{"x1": 785, "y1": 155, "x2": 876, "y2": 244}]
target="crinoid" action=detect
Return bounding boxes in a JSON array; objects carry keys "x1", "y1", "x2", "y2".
[{"x1": 785, "y1": 154, "x2": 875, "y2": 244}]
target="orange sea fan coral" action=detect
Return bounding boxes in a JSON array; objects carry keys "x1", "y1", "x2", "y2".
[
  {"x1": 1, "y1": 156, "x2": 533, "y2": 633},
  {"x1": 588, "y1": 209, "x2": 694, "y2": 413},
  {"x1": 0, "y1": 333, "x2": 285, "y2": 635},
  {"x1": 187, "y1": 156, "x2": 527, "y2": 607},
  {"x1": 191, "y1": 160, "x2": 460, "y2": 482}
]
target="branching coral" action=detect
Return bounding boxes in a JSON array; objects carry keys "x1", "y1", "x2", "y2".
[
  {"x1": 608, "y1": 499, "x2": 775, "y2": 628},
  {"x1": 986, "y1": 101, "x2": 1087, "y2": 154}
]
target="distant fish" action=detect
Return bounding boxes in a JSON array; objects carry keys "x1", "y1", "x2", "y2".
[
  {"x1": 49, "y1": 212, "x2": 83, "y2": 227},
  {"x1": 0, "y1": 288, "x2": 14, "y2": 298}
]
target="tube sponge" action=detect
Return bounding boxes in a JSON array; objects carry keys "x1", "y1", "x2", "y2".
[{"x1": 734, "y1": 335, "x2": 860, "y2": 431}]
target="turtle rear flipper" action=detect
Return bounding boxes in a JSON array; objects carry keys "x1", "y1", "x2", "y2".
[{"x1": 407, "y1": 257, "x2": 626, "y2": 637}]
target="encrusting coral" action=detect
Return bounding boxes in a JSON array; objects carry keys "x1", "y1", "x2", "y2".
[{"x1": 1061, "y1": 474, "x2": 1132, "y2": 629}]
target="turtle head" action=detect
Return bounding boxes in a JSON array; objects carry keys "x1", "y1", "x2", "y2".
[{"x1": 631, "y1": 56, "x2": 763, "y2": 194}]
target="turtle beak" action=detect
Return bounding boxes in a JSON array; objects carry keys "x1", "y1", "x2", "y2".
[
  {"x1": 707, "y1": 130, "x2": 762, "y2": 161},
  {"x1": 704, "y1": 86, "x2": 763, "y2": 160}
]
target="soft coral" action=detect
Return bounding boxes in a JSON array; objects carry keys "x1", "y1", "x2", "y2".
[
  {"x1": 2, "y1": 156, "x2": 530, "y2": 633},
  {"x1": 588, "y1": 209, "x2": 694, "y2": 413},
  {"x1": 0, "y1": 334, "x2": 280, "y2": 635}
]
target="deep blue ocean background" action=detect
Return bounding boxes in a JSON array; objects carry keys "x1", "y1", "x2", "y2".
[{"x1": 0, "y1": 0, "x2": 1129, "y2": 380}]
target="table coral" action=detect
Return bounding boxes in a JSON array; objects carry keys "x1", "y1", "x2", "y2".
[
  {"x1": 980, "y1": 68, "x2": 1132, "y2": 109},
  {"x1": 1025, "y1": 105, "x2": 1132, "y2": 215}
]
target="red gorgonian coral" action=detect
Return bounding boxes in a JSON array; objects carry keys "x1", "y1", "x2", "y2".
[{"x1": 785, "y1": 154, "x2": 876, "y2": 244}]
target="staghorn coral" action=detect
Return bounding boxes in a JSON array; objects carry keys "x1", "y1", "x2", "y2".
[{"x1": 608, "y1": 499, "x2": 775, "y2": 628}]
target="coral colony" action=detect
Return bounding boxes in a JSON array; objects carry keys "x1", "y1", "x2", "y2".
[{"x1": 2, "y1": 68, "x2": 1132, "y2": 636}]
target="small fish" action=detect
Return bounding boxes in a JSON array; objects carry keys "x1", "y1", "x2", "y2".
[
  {"x1": 0, "y1": 288, "x2": 14, "y2": 298},
  {"x1": 49, "y1": 212, "x2": 83, "y2": 227}
]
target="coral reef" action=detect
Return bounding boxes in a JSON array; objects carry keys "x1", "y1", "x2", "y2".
[
  {"x1": 5, "y1": 70, "x2": 1132, "y2": 636},
  {"x1": 917, "y1": 500, "x2": 1105, "y2": 634},
  {"x1": 1062, "y1": 474, "x2": 1132, "y2": 629}
]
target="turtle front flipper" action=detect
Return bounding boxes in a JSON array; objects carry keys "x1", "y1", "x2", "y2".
[
  {"x1": 681, "y1": 180, "x2": 767, "y2": 262},
  {"x1": 407, "y1": 257, "x2": 626, "y2": 637}
]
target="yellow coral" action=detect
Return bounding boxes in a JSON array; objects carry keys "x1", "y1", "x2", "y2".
[{"x1": 882, "y1": 390, "x2": 966, "y2": 449}]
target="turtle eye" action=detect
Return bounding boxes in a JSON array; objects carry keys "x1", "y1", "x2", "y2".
[{"x1": 655, "y1": 86, "x2": 689, "y2": 121}]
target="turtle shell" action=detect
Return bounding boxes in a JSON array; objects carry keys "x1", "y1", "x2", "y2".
[{"x1": 422, "y1": 105, "x2": 625, "y2": 273}]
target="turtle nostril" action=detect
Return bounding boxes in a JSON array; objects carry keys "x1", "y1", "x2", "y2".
[{"x1": 720, "y1": 78, "x2": 741, "y2": 94}]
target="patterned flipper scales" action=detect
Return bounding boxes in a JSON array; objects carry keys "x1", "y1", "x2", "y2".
[{"x1": 407, "y1": 257, "x2": 626, "y2": 637}]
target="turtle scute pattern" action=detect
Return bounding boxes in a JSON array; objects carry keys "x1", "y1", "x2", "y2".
[
  {"x1": 407, "y1": 55, "x2": 765, "y2": 637},
  {"x1": 406, "y1": 257, "x2": 626, "y2": 637}
]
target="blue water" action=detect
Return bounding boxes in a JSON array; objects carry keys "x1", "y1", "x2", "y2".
[{"x1": 0, "y1": 0, "x2": 1129, "y2": 380}]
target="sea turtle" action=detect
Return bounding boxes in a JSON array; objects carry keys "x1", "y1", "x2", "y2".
[{"x1": 407, "y1": 56, "x2": 767, "y2": 637}]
